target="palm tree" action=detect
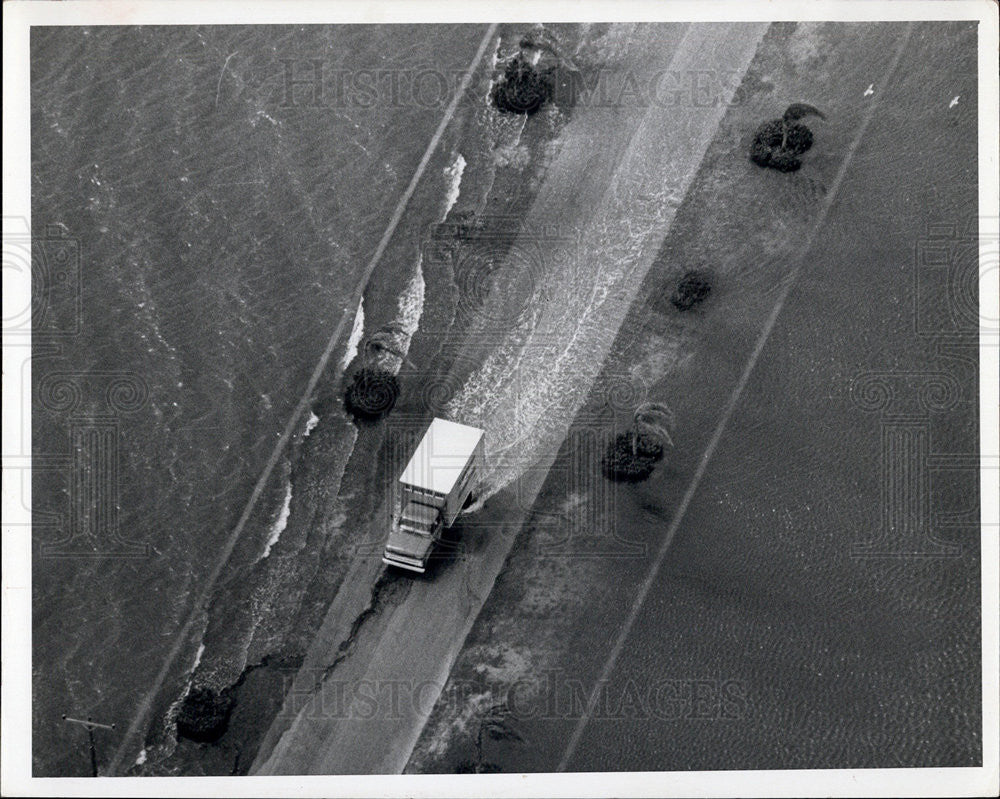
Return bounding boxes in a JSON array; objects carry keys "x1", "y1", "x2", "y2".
[
  {"x1": 631, "y1": 401, "x2": 675, "y2": 456},
  {"x1": 750, "y1": 102, "x2": 825, "y2": 172},
  {"x1": 492, "y1": 54, "x2": 555, "y2": 115},
  {"x1": 780, "y1": 103, "x2": 825, "y2": 149}
]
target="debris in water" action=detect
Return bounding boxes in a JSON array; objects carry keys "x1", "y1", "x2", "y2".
[
  {"x1": 864, "y1": 83, "x2": 874, "y2": 96},
  {"x1": 949, "y1": 95, "x2": 960, "y2": 107}
]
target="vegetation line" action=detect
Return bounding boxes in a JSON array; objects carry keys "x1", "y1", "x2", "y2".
[{"x1": 556, "y1": 21, "x2": 915, "y2": 773}]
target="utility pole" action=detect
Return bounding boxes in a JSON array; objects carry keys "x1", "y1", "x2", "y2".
[{"x1": 63, "y1": 715, "x2": 115, "y2": 777}]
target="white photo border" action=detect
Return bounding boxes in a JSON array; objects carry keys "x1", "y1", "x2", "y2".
[{"x1": 3, "y1": 1, "x2": 997, "y2": 797}]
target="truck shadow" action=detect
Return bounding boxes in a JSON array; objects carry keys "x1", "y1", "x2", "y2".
[{"x1": 415, "y1": 522, "x2": 475, "y2": 580}]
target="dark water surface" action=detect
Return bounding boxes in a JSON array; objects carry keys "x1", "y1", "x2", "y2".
[{"x1": 30, "y1": 24, "x2": 489, "y2": 776}]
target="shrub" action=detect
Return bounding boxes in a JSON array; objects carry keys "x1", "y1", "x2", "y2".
[
  {"x1": 784, "y1": 123, "x2": 814, "y2": 154},
  {"x1": 749, "y1": 119, "x2": 814, "y2": 172},
  {"x1": 602, "y1": 432, "x2": 662, "y2": 482},
  {"x1": 344, "y1": 367, "x2": 399, "y2": 420},
  {"x1": 491, "y1": 55, "x2": 554, "y2": 115},
  {"x1": 176, "y1": 686, "x2": 234, "y2": 743},
  {"x1": 671, "y1": 270, "x2": 712, "y2": 311}
]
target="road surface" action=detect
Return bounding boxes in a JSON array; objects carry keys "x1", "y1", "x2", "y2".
[{"x1": 252, "y1": 22, "x2": 770, "y2": 775}]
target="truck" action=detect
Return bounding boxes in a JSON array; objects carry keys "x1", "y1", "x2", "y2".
[{"x1": 382, "y1": 417, "x2": 485, "y2": 573}]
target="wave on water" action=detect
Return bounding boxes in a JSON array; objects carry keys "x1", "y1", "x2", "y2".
[
  {"x1": 440, "y1": 25, "x2": 760, "y2": 503},
  {"x1": 192, "y1": 643, "x2": 205, "y2": 670},
  {"x1": 155, "y1": 641, "x2": 207, "y2": 758},
  {"x1": 397, "y1": 257, "x2": 425, "y2": 338},
  {"x1": 442, "y1": 153, "x2": 467, "y2": 222},
  {"x1": 339, "y1": 297, "x2": 365, "y2": 371},
  {"x1": 303, "y1": 411, "x2": 320, "y2": 437},
  {"x1": 445, "y1": 158, "x2": 702, "y2": 502},
  {"x1": 259, "y1": 481, "x2": 293, "y2": 560},
  {"x1": 368, "y1": 255, "x2": 426, "y2": 374}
]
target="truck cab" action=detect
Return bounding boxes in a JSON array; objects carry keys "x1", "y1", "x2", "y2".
[{"x1": 382, "y1": 417, "x2": 485, "y2": 573}]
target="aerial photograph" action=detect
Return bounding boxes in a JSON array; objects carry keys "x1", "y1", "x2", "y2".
[{"x1": 9, "y1": 4, "x2": 995, "y2": 794}]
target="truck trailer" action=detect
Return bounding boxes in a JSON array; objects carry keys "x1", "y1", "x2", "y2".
[{"x1": 382, "y1": 417, "x2": 485, "y2": 573}]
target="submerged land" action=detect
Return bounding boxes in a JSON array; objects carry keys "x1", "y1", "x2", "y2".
[{"x1": 31, "y1": 21, "x2": 980, "y2": 777}]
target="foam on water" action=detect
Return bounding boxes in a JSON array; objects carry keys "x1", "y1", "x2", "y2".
[
  {"x1": 445, "y1": 192, "x2": 673, "y2": 499},
  {"x1": 369, "y1": 255, "x2": 426, "y2": 375},
  {"x1": 303, "y1": 411, "x2": 320, "y2": 437},
  {"x1": 192, "y1": 643, "x2": 205, "y2": 670},
  {"x1": 446, "y1": 24, "x2": 763, "y2": 501},
  {"x1": 259, "y1": 481, "x2": 293, "y2": 560},
  {"x1": 442, "y1": 153, "x2": 466, "y2": 221},
  {"x1": 397, "y1": 256, "x2": 426, "y2": 338},
  {"x1": 339, "y1": 297, "x2": 365, "y2": 371}
]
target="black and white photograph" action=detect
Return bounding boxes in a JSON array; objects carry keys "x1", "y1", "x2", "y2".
[{"x1": 2, "y1": 1, "x2": 998, "y2": 796}]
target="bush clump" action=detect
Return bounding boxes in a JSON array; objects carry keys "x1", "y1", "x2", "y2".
[
  {"x1": 176, "y1": 686, "x2": 234, "y2": 743},
  {"x1": 749, "y1": 119, "x2": 814, "y2": 173},
  {"x1": 602, "y1": 432, "x2": 664, "y2": 483},
  {"x1": 491, "y1": 55, "x2": 554, "y2": 115},
  {"x1": 671, "y1": 270, "x2": 713, "y2": 311},
  {"x1": 344, "y1": 367, "x2": 399, "y2": 420}
]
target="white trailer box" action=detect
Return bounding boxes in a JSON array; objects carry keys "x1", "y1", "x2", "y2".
[{"x1": 398, "y1": 417, "x2": 485, "y2": 526}]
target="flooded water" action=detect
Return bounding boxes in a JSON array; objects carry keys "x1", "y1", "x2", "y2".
[
  {"x1": 30, "y1": 19, "x2": 981, "y2": 777},
  {"x1": 30, "y1": 23, "x2": 493, "y2": 776}
]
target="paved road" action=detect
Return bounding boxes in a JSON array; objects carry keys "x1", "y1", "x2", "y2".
[{"x1": 252, "y1": 22, "x2": 769, "y2": 775}]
